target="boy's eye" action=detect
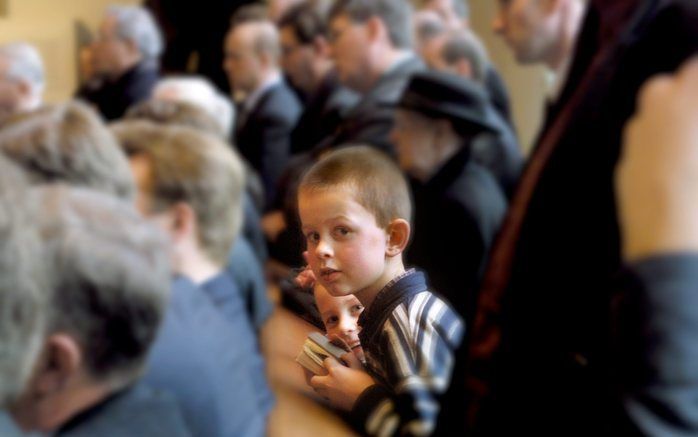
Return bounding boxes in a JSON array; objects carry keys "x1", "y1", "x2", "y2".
[
  {"x1": 306, "y1": 231, "x2": 320, "y2": 244},
  {"x1": 351, "y1": 304, "x2": 364, "y2": 314},
  {"x1": 333, "y1": 226, "x2": 351, "y2": 237},
  {"x1": 325, "y1": 316, "x2": 338, "y2": 326}
]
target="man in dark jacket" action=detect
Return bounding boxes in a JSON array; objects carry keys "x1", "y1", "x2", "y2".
[
  {"x1": 392, "y1": 70, "x2": 508, "y2": 326},
  {"x1": 226, "y1": 17, "x2": 302, "y2": 209},
  {"x1": 320, "y1": 0, "x2": 425, "y2": 155},
  {"x1": 77, "y1": 5, "x2": 162, "y2": 121},
  {"x1": 466, "y1": 0, "x2": 698, "y2": 434},
  {"x1": 278, "y1": 1, "x2": 359, "y2": 155}
]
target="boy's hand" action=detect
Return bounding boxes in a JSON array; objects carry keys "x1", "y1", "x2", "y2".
[{"x1": 309, "y1": 353, "x2": 375, "y2": 411}]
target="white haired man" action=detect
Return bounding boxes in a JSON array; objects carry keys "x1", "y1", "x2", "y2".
[
  {"x1": 8, "y1": 186, "x2": 189, "y2": 437},
  {"x1": 78, "y1": 5, "x2": 163, "y2": 120},
  {"x1": 0, "y1": 42, "x2": 44, "y2": 116},
  {"x1": 153, "y1": 76, "x2": 235, "y2": 137}
]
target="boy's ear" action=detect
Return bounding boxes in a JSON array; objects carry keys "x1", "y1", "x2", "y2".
[{"x1": 385, "y1": 219, "x2": 410, "y2": 257}]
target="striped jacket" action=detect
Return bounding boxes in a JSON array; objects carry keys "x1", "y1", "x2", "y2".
[{"x1": 352, "y1": 269, "x2": 464, "y2": 436}]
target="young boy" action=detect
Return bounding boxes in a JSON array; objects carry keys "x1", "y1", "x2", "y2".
[
  {"x1": 298, "y1": 146, "x2": 465, "y2": 436},
  {"x1": 313, "y1": 282, "x2": 365, "y2": 363}
]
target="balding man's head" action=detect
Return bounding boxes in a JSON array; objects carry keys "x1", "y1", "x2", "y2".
[
  {"x1": 224, "y1": 20, "x2": 281, "y2": 95},
  {"x1": 0, "y1": 43, "x2": 45, "y2": 114}
]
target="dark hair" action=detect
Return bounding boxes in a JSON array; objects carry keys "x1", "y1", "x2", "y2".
[
  {"x1": 328, "y1": 0, "x2": 413, "y2": 49},
  {"x1": 279, "y1": 1, "x2": 330, "y2": 44}
]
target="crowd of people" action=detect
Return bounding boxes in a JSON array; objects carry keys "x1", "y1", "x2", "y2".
[{"x1": 0, "y1": 0, "x2": 697, "y2": 435}]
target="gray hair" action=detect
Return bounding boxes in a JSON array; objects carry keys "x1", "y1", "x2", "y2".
[
  {"x1": 0, "y1": 157, "x2": 47, "y2": 407},
  {"x1": 106, "y1": 5, "x2": 163, "y2": 60},
  {"x1": 0, "y1": 101, "x2": 135, "y2": 200},
  {"x1": 153, "y1": 76, "x2": 235, "y2": 137},
  {"x1": 330, "y1": 0, "x2": 414, "y2": 49},
  {"x1": 441, "y1": 29, "x2": 489, "y2": 83},
  {"x1": 31, "y1": 185, "x2": 170, "y2": 388},
  {"x1": 0, "y1": 42, "x2": 45, "y2": 108}
]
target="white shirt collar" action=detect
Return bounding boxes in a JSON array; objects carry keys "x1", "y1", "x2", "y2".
[{"x1": 241, "y1": 71, "x2": 283, "y2": 113}]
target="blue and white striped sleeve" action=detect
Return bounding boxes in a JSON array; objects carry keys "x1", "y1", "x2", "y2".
[{"x1": 351, "y1": 292, "x2": 464, "y2": 436}]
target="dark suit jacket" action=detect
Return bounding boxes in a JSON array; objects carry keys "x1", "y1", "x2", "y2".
[
  {"x1": 235, "y1": 81, "x2": 302, "y2": 209},
  {"x1": 77, "y1": 61, "x2": 159, "y2": 121},
  {"x1": 612, "y1": 255, "x2": 698, "y2": 435},
  {"x1": 465, "y1": 1, "x2": 698, "y2": 434},
  {"x1": 290, "y1": 70, "x2": 359, "y2": 155},
  {"x1": 56, "y1": 384, "x2": 189, "y2": 437},
  {"x1": 407, "y1": 148, "x2": 507, "y2": 325},
  {"x1": 322, "y1": 55, "x2": 425, "y2": 156},
  {"x1": 145, "y1": 0, "x2": 256, "y2": 93},
  {"x1": 144, "y1": 276, "x2": 268, "y2": 437}
]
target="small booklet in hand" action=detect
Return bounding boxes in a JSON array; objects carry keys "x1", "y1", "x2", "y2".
[{"x1": 295, "y1": 332, "x2": 348, "y2": 376}]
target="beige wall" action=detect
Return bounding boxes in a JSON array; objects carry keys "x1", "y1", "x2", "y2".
[
  {"x1": 0, "y1": 0, "x2": 139, "y2": 104},
  {"x1": 470, "y1": 2, "x2": 547, "y2": 153}
]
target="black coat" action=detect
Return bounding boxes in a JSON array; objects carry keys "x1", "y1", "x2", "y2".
[
  {"x1": 77, "y1": 61, "x2": 159, "y2": 121},
  {"x1": 234, "y1": 81, "x2": 302, "y2": 209},
  {"x1": 322, "y1": 55, "x2": 425, "y2": 156},
  {"x1": 408, "y1": 148, "x2": 507, "y2": 325},
  {"x1": 465, "y1": 1, "x2": 698, "y2": 434},
  {"x1": 290, "y1": 71, "x2": 359, "y2": 155}
]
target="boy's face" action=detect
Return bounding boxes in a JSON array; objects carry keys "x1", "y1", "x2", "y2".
[
  {"x1": 299, "y1": 186, "x2": 392, "y2": 303},
  {"x1": 314, "y1": 283, "x2": 364, "y2": 351}
]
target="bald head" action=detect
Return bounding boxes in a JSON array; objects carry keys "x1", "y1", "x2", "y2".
[{"x1": 224, "y1": 20, "x2": 281, "y2": 95}]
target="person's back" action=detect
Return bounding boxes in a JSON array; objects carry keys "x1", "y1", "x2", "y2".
[{"x1": 145, "y1": 276, "x2": 267, "y2": 437}]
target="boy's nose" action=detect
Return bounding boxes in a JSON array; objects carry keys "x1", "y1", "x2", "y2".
[
  {"x1": 314, "y1": 238, "x2": 333, "y2": 258},
  {"x1": 338, "y1": 317, "x2": 355, "y2": 335}
]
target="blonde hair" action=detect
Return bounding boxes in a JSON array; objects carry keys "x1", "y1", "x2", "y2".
[
  {"x1": 299, "y1": 145, "x2": 412, "y2": 228},
  {"x1": 112, "y1": 121, "x2": 245, "y2": 265}
]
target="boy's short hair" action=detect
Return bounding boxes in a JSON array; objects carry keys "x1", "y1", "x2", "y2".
[
  {"x1": 0, "y1": 101, "x2": 135, "y2": 200},
  {"x1": 32, "y1": 185, "x2": 170, "y2": 389},
  {"x1": 111, "y1": 121, "x2": 245, "y2": 266},
  {"x1": 299, "y1": 145, "x2": 412, "y2": 228}
]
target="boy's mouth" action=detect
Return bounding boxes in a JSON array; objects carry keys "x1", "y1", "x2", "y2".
[{"x1": 320, "y1": 267, "x2": 341, "y2": 281}]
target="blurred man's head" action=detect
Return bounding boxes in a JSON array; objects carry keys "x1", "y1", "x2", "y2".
[
  {"x1": 11, "y1": 185, "x2": 170, "y2": 433},
  {"x1": 0, "y1": 157, "x2": 46, "y2": 410},
  {"x1": 224, "y1": 19, "x2": 281, "y2": 96},
  {"x1": 430, "y1": 29, "x2": 489, "y2": 84},
  {"x1": 0, "y1": 43, "x2": 45, "y2": 114},
  {"x1": 152, "y1": 76, "x2": 235, "y2": 137},
  {"x1": 278, "y1": 1, "x2": 334, "y2": 95},
  {"x1": 0, "y1": 101, "x2": 135, "y2": 200},
  {"x1": 492, "y1": 0, "x2": 585, "y2": 70},
  {"x1": 91, "y1": 5, "x2": 163, "y2": 79},
  {"x1": 112, "y1": 121, "x2": 245, "y2": 282},
  {"x1": 418, "y1": 0, "x2": 469, "y2": 29},
  {"x1": 327, "y1": 0, "x2": 413, "y2": 92},
  {"x1": 267, "y1": 0, "x2": 305, "y2": 23}
]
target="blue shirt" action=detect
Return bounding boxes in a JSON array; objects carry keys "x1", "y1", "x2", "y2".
[{"x1": 144, "y1": 276, "x2": 268, "y2": 437}]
